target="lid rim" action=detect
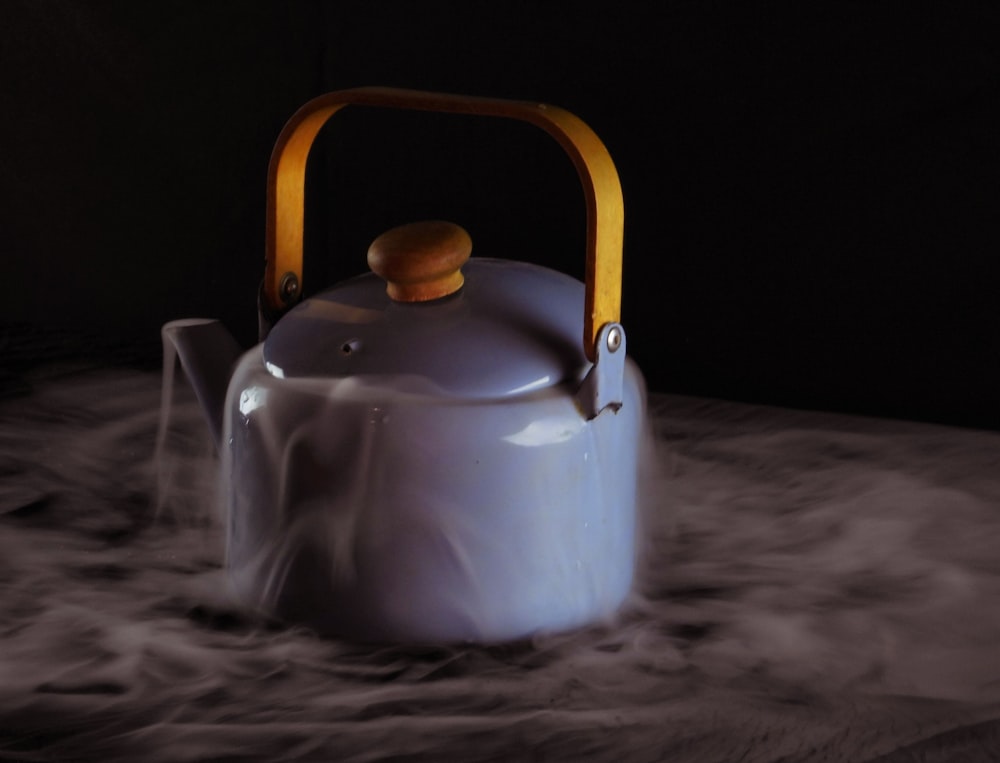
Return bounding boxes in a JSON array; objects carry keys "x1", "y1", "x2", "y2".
[{"x1": 263, "y1": 260, "x2": 589, "y2": 399}]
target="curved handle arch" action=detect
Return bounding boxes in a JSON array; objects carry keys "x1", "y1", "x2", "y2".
[{"x1": 265, "y1": 86, "x2": 624, "y2": 362}]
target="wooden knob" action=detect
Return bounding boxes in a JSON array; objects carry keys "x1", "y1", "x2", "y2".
[{"x1": 367, "y1": 221, "x2": 472, "y2": 302}]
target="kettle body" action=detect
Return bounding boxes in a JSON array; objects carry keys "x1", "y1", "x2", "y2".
[
  {"x1": 222, "y1": 257, "x2": 645, "y2": 643},
  {"x1": 165, "y1": 88, "x2": 646, "y2": 643}
]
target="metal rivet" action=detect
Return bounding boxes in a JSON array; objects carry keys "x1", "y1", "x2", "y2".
[
  {"x1": 279, "y1": 272, "x2": 300, "y2": 303},
  {"x1": 606, "y1": 326, "x2": 622, "y2": 353}
]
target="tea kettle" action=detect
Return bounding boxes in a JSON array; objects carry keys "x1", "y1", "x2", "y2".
[{"x1": 164, "y1": 87, "x2": 646, "y2": 644}]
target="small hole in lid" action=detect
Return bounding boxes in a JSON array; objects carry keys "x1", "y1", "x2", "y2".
[{"x1": 341, "y1": 339, "x2": 363, "y2": 355}]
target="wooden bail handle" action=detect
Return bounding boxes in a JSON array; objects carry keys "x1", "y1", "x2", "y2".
[{"x1": 264, "y1": 86, "x2": 624, "y2": 362}]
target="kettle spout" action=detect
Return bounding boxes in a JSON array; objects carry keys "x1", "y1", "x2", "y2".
[{"x1": 162, "y1": 319, "x2": 245, "y2": 447}]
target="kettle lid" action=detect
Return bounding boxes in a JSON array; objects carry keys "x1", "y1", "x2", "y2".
[{"x1": 261, "y1": 221, "x2": 589, "y2": 398}]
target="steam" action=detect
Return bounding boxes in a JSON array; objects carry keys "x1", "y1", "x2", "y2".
[{"x1": 2, "y1": 369, "x2": 1000, "y2": 761}]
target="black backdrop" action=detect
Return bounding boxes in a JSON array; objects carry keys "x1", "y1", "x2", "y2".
[{"x1": 3, "y1": 1, "x2": 999, "y2": 428}]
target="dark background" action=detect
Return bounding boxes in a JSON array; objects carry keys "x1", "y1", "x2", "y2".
[{"x1": 2, "y1": 1, "x2": 999, "y2": 429}]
